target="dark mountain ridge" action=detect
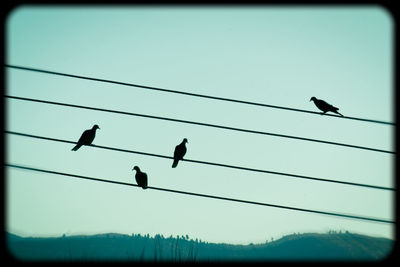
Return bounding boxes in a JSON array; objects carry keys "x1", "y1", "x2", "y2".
[{"x1": 6, "y1": 231, "x2": 394, "y2": 262}]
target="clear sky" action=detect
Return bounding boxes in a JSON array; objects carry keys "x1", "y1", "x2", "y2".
[{"x1": 5, "y1": 5, "x2": 394, "y2": 245}]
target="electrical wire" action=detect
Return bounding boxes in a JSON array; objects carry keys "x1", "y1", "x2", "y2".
[
  {"x1": 5, "y1": 95, "x2": 394, "y2": 154},
  {"x1": 5, "y1": 130, "x2": 395, "y2": 191},
  {"x1": 5, "y1": 64, "x2": 394, "y2": 126},
  {"x1": 6, "y1": 163, "x2": 394, "y2": 224}
]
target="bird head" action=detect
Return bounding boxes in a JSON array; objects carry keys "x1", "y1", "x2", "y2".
[
  {"x1": 183, "y1": 138, "x2": 188, "y2": 144},
  {"x1": 93, "y1": 124, "x2": 100, "y2": 130},
  {"x1": 310, "y1": 97, "x2": 316, "y2": 102},
  {"x1": 132, "y1": 166, "x2": 139, "y2": 171}
]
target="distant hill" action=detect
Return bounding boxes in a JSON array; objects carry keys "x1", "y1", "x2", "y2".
[{"x1": 5, "y1": 231, "x2": 393, "y2": 262}]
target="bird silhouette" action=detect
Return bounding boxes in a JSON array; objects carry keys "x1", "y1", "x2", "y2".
[
  {"x1": 172, "y1": 138, "x2": 188, "y2": 168},
  {"x1": 310, "y1": 97, "x2": 343, "y2": 116},
  {"x1": 71, "y1": 124, "x2": 100, "y2": 151},
  {"x1": 132, "y1": 166, "x2": 148, "y2": 189}
]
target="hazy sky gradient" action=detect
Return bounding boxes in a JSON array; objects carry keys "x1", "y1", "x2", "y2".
[{"x1": 6, "y1": 5, "x2": 394, "y2": 244}]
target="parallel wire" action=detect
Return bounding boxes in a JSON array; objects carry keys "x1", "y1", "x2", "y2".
[
  {"x1": 5, "y1": 130, "x2": 395, "y2": 191},
  {"x1": 6, "y1": 66, "x2": 394, "y2": 226},
  {"x1": 6, "y1": 163, "x2": 394, "y2": 224},
  {"x1": 5, "y1": 64, "x2": 394, "y2": 126},
  {"x1": 5, "y1": 95, "x2": 394, "y2": 154}
]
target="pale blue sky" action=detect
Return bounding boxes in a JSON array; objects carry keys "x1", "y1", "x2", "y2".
[{"x1": 6, "y1": 6, "x2": 394, "y2": 244}]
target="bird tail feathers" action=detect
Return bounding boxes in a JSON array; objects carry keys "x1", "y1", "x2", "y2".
[
  {"x1": 172, "y1": 159, "x2": 179, "y2": 168},
  {"x1": 333, "y1": 107, "x2": 343, "y2": 117},
  {"x1": 71, "y1": 144, "x2": 81, "y2": 151},
  {"x1": 332, "y1": 107, "x2": 343, "y2": 117}
]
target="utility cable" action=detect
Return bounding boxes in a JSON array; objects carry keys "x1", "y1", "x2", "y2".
[
  {"x1": 6, "y1": 163, "x2": 394, "y2": 224},
  {"x1": 5, "y1": 64, "x2": 394, "y2": 126},
  {"x1": 5, "y1": 95, "x2": 394, "y2": 154},
  {"x1": 5, "y1": 130, "x2": 395, "y2": 191}
]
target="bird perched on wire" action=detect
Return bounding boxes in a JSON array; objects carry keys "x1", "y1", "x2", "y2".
[
  {"x1": 172, "y1": 138, "x2": 188, "y2": 168},
  {"x1": 71, "y1": 124, "x2": 100, "y2": 151},
  {"x1": 309, "y1": 97, "x2": 343, "y2": 116},
  {"x1": 132, "y1": 166, "x2": 148, "y2": 189}
]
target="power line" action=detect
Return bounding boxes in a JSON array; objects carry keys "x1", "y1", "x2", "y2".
[
  {"x1": 6, "y1": 131, "x2": 395, "y2": 191},
  {"x1": 5, "y1": 64, "x2": 394, "y2": 126},
  {"x1": 5, "y1": 95, "x2": 394, "y2": 154},
  {"x1": 6, "y1": 163, "x2": 394, "y2": 224}
]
